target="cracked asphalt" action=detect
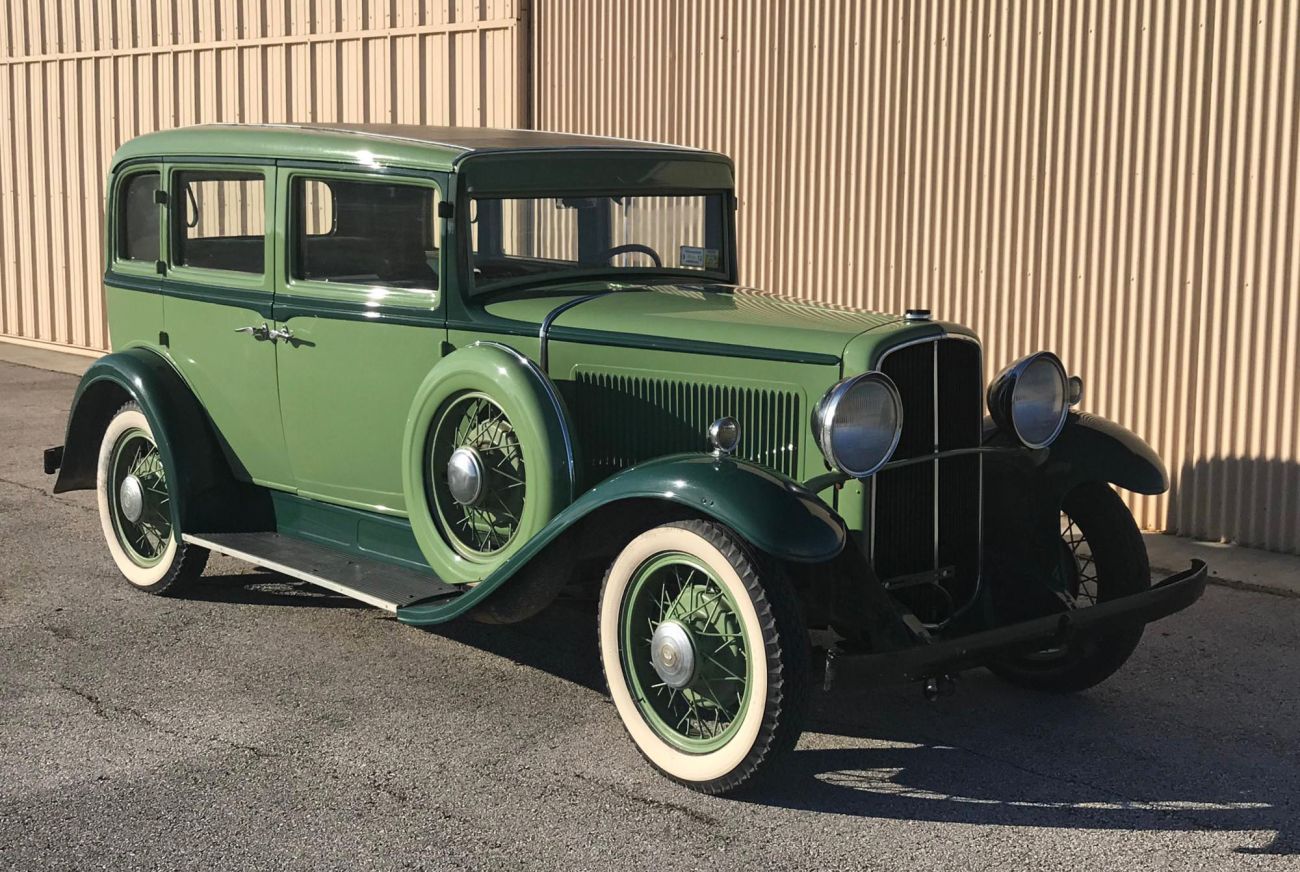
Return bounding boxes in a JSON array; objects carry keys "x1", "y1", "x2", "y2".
[{"x1": 2, "y1": 358, "x2": 1298, "y2": 871}]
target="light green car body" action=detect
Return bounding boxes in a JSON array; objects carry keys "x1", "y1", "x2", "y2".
[{"x1": 53, "y1": 123, "x2": 1196, "y2": 639}]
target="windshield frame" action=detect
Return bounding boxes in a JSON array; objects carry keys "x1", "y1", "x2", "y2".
[{"x1": 459, "y1": 187, "x2": 737, "y2": 297}]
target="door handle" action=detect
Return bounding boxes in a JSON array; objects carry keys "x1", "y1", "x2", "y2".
[
  {"x1": 268, "y1": 326, "x2": 294, "y2": 343},
  {"x1": 235, "y1": 323, "x2": 270, "y2": 341}
]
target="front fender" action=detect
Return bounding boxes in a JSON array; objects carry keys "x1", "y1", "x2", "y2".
[
  {"x1": 980, "y1": 411, "x2": 1169, "y2": 626},
  {"x1": 573, "y1": 454, "x2": 847, "y2": 561},
  {"x1": 1044, "y1": 412, "x2": 1169, "y2": 495},
  {"x1": 398, "y1": 454, "x2": 847, "y2": 626},
  {"x1": 51, "y1": 347, "x2": 268, "y2": 534}
]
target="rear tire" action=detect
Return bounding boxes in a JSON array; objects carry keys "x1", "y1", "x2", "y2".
[
  {"x1": 598, "y1": 519, "x2": 810, "y2": 794},
  {"x1": 989, "y1": 482, "x2": 1149, "y2": 693},
  {"x1": 96, "y1": 402, "x2": 208, "y2": 594}
]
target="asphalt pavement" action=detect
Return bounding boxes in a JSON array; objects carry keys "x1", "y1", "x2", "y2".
[{"x1": 1, "y1": 358, "x2": 1297, "y2": 871}]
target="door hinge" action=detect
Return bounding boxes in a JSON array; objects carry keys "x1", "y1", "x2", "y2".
[
  {"x1": 155, "y1": 260, "x2": 167, "y2": 275},
  {"x1": 154, "y1": 189, "x2": 168, "y2": 205},
  {"x1": 437, "y1": 200, "x2": 454, "y2": 219}
]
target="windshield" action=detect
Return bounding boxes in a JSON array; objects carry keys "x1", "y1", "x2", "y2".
[{"x1": 468, "y1": 193, "x2": 729, "y2": 294}]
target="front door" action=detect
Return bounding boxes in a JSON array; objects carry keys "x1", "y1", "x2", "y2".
[
  {"x1": 160, "y1": 162, "x2": 294, "y2": 489},
  {"x1": 272, "y1": 167, "x2": 447, "y2": 514}
]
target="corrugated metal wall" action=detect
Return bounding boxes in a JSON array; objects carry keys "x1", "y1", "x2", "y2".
[
  {"x1": 534, "y1": 0, "x2": 1300, "y2": 553},
  {"x1": 0, "y1": 0, "x2": 526, "y2": 353},
  {"x1": 1, "y1": 1, "x2": 1296, "y2": 552}
]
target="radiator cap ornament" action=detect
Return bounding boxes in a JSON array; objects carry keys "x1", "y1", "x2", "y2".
[{"x1": 905, "y1": 308, "x2": 933, "y2": 322}]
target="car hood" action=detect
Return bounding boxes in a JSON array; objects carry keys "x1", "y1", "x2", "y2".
[{"x1": 483, "y1": 282, "x2": 902, "y2": 363}]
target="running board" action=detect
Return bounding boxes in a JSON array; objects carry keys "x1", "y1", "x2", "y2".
[{"x1": 182, "y1": 532, "x2": 460, "y2": 612}]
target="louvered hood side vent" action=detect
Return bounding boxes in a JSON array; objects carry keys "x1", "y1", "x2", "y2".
[{"x1": 570, "y1": 369, "x2": 802, "y2": 482}]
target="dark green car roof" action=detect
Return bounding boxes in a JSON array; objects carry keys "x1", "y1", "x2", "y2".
[{"x1": 112, "y1": 123, "x2": 717, "y2": 173}]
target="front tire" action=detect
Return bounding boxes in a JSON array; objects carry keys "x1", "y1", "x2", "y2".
[
  {"x1": 598, "y1": 520, "x2": 810, "y2": 794},
  {"x1": 96, "y1": 402, "x2": 208, "y2": 594},
  {"x1": 989, "y1": 482, "x2": 1149, "y2": 692}
]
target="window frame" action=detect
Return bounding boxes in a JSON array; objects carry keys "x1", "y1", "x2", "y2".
[
  {"x1": 277, "y1": 165, "x2": 445, "y2": 311},
  {"x1": 163, "y1": 161, "x2": 274, "y2": 293},
  {"x1": 108, "y1": 165, "x2": 164, "y2": 277}
]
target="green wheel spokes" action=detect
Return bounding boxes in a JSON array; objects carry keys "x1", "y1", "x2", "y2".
[
  {"x1": 620, "y1": 553, "x2": 752, "y2": 753},
  {"x1": 430, "y1": 393, "x2": 527, "y2": 556},
  {"x1": 108, "y1": 428, "x2": 172, "y2": 567}
]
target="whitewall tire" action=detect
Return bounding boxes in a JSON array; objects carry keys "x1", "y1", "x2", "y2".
[
  {"x1": 598, "y1": 519, "x2": 810, "y2": 794},
  {"x1": 95, "y1": 402, "x2": 207, "y2": 593}
]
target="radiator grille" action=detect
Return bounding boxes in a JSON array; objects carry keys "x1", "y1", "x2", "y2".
[
  {"x1": 569, "y1": 370, "x2": 802, "y2": 481},
  {"x1": 871, "y1": 337, "x2": 983, "y2": 617}
]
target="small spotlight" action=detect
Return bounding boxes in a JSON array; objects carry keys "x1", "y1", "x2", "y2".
[{"x1": 708, "y1": 417, "x2": 740, "y2": 456}]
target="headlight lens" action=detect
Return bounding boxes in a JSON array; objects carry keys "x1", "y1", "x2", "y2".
[
  {"x1": 989, "y1": 351, "x2": 1070, "y2": 448},
  {"x1": 812, "y1": 372, "x2": 903, "y2": 477}
]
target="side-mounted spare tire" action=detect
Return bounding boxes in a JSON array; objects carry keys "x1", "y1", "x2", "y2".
[{"x1": 401, "y1": 342, "x2": 577, "y2": 585}]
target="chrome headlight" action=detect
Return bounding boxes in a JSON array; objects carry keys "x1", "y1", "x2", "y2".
[
  {"x1": 812, "y1": 372, "x2": 903, "y2": 477},
  {"x1": 988, "y1": 351, "x2": 1070, "y2": 448}
]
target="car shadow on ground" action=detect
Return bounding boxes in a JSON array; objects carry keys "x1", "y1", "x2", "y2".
[
  {"x1": 183, "y1": 579, "x2": 1295, "y2": 855},
  {"x1": 764, "y1": 697, "x2": 1297, "y2": 856},
  {"x1": 438, "y1": 599, "x2": 1297, "y2": 856},
  {"x1": 180, "y1": 570, "x2": 364, "y2": 609}
]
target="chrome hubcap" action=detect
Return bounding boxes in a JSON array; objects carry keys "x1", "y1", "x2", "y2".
[
  {"x1": 649, "y1": 620, "x2": 697, "y2": 689},
  {"x1": 446, "y1": 446, "x2": 486, "y2": 507},
  {"x1": 118, "y1": 474, "x2": 145, "y2": 523}
]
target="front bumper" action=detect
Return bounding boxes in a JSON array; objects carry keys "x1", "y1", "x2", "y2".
[{"x1": 826, "y1": 559, "x2": 1208, "y2": 687}]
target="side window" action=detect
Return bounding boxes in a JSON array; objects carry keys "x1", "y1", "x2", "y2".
[
  {"x1": 292, "y1": 176, "x2": 440, "y2": 290},
  {"x1": 173, "y1": 170, "x2": 265, "y2": 274},
  {"x1": 117, "y1": 172, "x2": 160, "y2": 262}
]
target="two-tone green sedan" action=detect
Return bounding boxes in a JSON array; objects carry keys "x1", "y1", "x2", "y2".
[{"x1": 45, "y1": 124, "x2": 1206, "y2": 794}]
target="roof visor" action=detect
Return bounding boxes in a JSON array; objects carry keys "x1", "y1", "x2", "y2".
[{"x1": 457, "y1": 151, "x2": 735, "y2": 197}]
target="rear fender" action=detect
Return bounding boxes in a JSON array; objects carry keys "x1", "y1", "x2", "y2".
[
  {"x1": 51, "y1": 347, "x2": 269, "y2": 533},
  {"x1": 398, "y1": 453, "x2": 847, "y2": 625}
]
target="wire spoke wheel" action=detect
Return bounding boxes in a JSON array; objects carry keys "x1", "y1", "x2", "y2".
[
  {"x1": 600, "y1": 521, "x2": 810, "y2": 793},
  {"x1": 429, "y1": 392, "x2": 527, "y2": 557},
  {"x1": 990, "y1": 483, "x2": 1151, "y2": 692},
  {"x1": 1060, "y1": 511, "x2": 1099, "y2": 607},
  {"x1": 95, "y1": 402, "x2": 207, "y2": 593},
  {"x1": 1020, "y1": 510, "x2": 1103, "y2": 661},
  {"x1": 107, "y1": 427, "x2": 172, "y2": 567},
  {"x1": 619, "y1": 552, "x2": 752, "y2": 753}
]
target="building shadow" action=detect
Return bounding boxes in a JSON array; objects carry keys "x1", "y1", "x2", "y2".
[{"x1": 1168, "y1": 456, "x2": 1300, "y2": 556}]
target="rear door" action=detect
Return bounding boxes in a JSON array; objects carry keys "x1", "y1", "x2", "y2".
[
  {"x1": 160, "y1": 161, "x2": 294, "y2": 489},
  {"x1": 272, "y1": 166, "x2": 447, "y2": 513},
  {"x1": 104, "y1": 165, "x2": 165, "y2": 348}
]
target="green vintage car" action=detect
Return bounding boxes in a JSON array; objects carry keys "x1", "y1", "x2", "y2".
[{"x1": 46, "y1": 124, "x2": 1206, "y2": 794}]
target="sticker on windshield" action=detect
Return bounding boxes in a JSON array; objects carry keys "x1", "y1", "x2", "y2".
[{"x1": 679, "y1": 245, "x2": 720, "y2": 269}]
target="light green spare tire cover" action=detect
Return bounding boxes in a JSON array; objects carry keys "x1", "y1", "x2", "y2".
[{"x1": 401, "y1": 342, "x2": 576, "y2": 583}]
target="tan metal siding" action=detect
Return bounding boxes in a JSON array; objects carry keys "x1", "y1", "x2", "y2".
[
  {"x1": 1, "y1": 1, "x2": 1297, "y2": 553},
  {"x1": 0, "y1": 0, "x2": 526, "y2": 352},
  {"x1": 534, "y1": 0, "x2": 1300, "y2": 553}
]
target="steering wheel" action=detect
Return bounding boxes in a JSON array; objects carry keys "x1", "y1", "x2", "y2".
[{"x1": 597, "y1": 243, "x2": 663, "y2": 268}]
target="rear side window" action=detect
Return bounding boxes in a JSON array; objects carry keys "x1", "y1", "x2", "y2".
[
  {"x1": 173, "y1": 170, "x2": 265, "y2": 274},
  {"x1": 117, "y1": 172, "x2": 159, "y2": 262},
  {"x1": 292, "y1": 176, "x2": 441, "y2": 290}
]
